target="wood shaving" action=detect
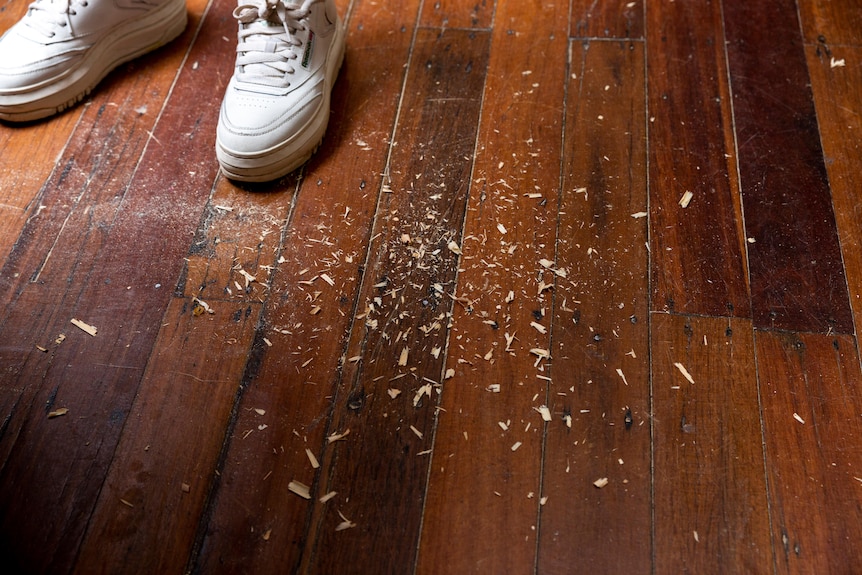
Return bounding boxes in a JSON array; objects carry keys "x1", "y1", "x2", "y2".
[
  {"x1": 831, "y1": 57, "x2": 846, "y2": 68},
  {"x1": 254, "y1": 408, "x2": 266, "y2": 416},
  {"x1": 536, "y1": 406, "x2": 552, "y2": 422},
  {"x1": 288, "y1": 480, "x2": 312, "y2": 500},
  {"x1": 678, "y1": 191, "x2": 694, "y2": 208},
  {"x1": 327, "y1": 429, "x2": 350, "y2": 443},
  {"x1": 410, "y1": 425, "x2": 423, "y2": 439},
  {"x1": 48, "y1": 407, "x2": 69, "y2": 419},
  {"x1": 511, "y1": 441, "x2": 522, "y2": 451},
  {"x1": 447, "y1": 241, "x2": 462, "y2": 255},
  {"x1": 335, "y1": 510, "x2": 356, "y2": 531},
  {"x1": 305, "y1": 448, "x2": 320, "y2": 469},
  {"x1": 673, "y1": 362, "x2": 695, "y2": 384},
  {"x1": 398, "y1": 346, "x2": 409, "y2": 366},
  {"x1": 616, "y1": 368, "x2": 629, "y2": 386},
  {"x1": 319, "y1": 491, "x2": 337, "y2": 503},
  {"x1": 793, "y1": 412, "x2": 805, "y2": 424},
  {"x1": 71, "y1": 318, "x2": 97, "y2": 336},
  {"x1": 593, "y1": 477, "x2": 609, "y2": 488},
  {"x1": 387, "y1": 388, "x2": 401, "y2": 399}
]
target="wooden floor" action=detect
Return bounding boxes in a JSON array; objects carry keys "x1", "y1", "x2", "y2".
[{"x1": 1, "y1": 0, "x2": 861, "y2": 572}]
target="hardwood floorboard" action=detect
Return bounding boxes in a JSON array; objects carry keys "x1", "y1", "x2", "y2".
[
  {"x1": 646, "y1": 0, "x2": 750, "y2": 318},
  {"x1": 299, "y1": 27, "x2": 490, "y2": 575},
  {"x1": 420, "y1": 0, "x2": 493, "y2": 29},
  {"x1": 724, "y1": 0, "x2": 853, "y2": 333},
  {"x1": 536, "y1": 39, "x2": 650, "y2": 574},
  {"x1": 415, "y1": 1, "x2": 567, "y2": 572},
  {"x1": 756, "y1": 332, "x2": 862, "y2": 573},
  {"x1": 798, "y1": 0, "x2": 862, "y2": 46},
  {"x1": 805, "y1": 44, "x2": 862, "y2": 345},
  {"x1": 651, "y1": 314, "x2": 773, "y2": 574},
  {"x1": 194, "y1": 1, "x2": 421, "y2": 572},
  {"x1": 0, "y1": 1, "x2": 215, "y2": 571},
  {"x1": 570, "y1": 0, "x2": 644, "y2": 39}
]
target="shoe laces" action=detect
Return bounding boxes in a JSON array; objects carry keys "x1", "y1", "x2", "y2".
[
  {"x1": 22, "y1": 0, "x2": 91, "y2": 38},
  {"x1": 233, "y1": 0, "x2": 320, "y2": 87}
]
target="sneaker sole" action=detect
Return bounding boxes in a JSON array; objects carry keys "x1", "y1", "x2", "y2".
[
  {"x1": 0, "y1": 1, "x2": 188, "y2": 123},
  {"x1": 216, "y1": 17, "x2": 347, "y2": 183}
]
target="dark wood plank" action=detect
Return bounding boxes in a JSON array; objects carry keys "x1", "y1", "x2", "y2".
[
  {"x1": 652, "y1": 314, "x2": 773, "y2": 573},
  {"x1": 646, "y1": 0, "x2": 750, "y2": 318},
  {"x1": 756, "y1": 332, "x2": 862, "y2": 572},
  {"x1": 571, "y1": 0, "x2": 644, "y2": 39},
  {"x1": 193, "y1": 1, "x2": 425, "y2": 572},
  {"x1": 798, "y1": 0, "x2": 862, "y2": 45},
  {"x1": 0, "y1": 0, "x2": 220, "y2": 571},
  {"x1": 724, "y1": 0, "x2": 852, "y2": 333},
  {"x1": 537, "y1": 38, "x2": 650, "y2": 574},
  {"x1": 298, "y1": 28, "x2": 490, "y2": 575},
  {"x1": 420, "y1": 0, "x2": 493, "y2": 29},
  {"x1": 415, "y1": 1, "x2": 567, "y2": 572},
  {"x1": 805, "y1": 46, "x2": 862, "y2": 347},
  {"x1": 72, "y1": 298, "x2": 260, "y2": 574}
]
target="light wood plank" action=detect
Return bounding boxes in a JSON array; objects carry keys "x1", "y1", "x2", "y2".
[
  {"x1": 416, "y1": 0, "x2": 568, "y2": 572},
  {"x1": 757, "y1": 331, "x2": 862, "y2": 573},
  {"x1": 652, "y1": 314, "x2": 773, "y2": 573},
  {"x1": 537, "y1": 38, "x2": 650, "y2": 573}
]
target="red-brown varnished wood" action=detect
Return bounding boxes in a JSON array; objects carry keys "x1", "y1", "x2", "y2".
[
  {"x1": 646, "y1": 0, "x2": 750, "y2": 318},
  {"x1": 805, "y1": 45, "x2": 862, "y2": 350},
  {"x1": 299, "y1": 27, "x2": 490, "y2": 575},
  {"x1": 195, "y1": 1, "x2": 426, "y2": 573},
  {"x1": 415, "y1": 1, "x2": 567, "y2": 573},
  {"x1": 537, "y1": 38, "x2": 650, "y2": 574},
  {"x1": 0, "y1": 1, "x2": 860, "y2": 573},
  {"x1": 798, "y1": 0, "x2": 862, "y2": 45},
  {"x1": 756, "y1": 332, "x2": 862, "y2": 573},
  {"x1": 570, "y1": 0, "x2": 644, "y2": 39},
  {"x1": 0, "y1": 1, "x2": 215, "y2": 571},
  {"x1": 420, "y1": 0, "x2": 493, "y2": 29},
  {"x1": 724, "y1": 0, "x2": 853, "y2": 333},
  {"x1": 652, "y1": 314, "x2": 773, "y2": 573}
]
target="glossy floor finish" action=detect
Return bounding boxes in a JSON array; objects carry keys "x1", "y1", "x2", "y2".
[{"x1": 0, "y1": 0, "x2": 861, "y2": 573}]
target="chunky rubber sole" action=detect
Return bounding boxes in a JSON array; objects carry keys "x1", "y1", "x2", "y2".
[
  {"x1": 0, "y1": 1, "x2": 188, "y2": 123},
  {"x1": 215, "y1": 17, "x2": 346, "y2": 183}
]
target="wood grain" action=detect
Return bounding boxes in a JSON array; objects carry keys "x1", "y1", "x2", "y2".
[
  {"x1": 194, "y1": 1, "x2": 427, "y2": 573},
  {"x1": 420, "y1": 0, "x2": 493, "y2": 29},
  {"x1": 724, "y1": 0, "x2": 853, "y2": 333},
  {"x1": 805, "y1": 45, "x2": 862, "y2": 350},
  {"x1": 299, "y1": 27, "x2": 490, "y2": 575},
  {"x1": 571, "y1": 0, "x2": 644, "y2": 39},
  {"x1": 415, "y1": 1, "x2": 568, "y2": 572},
  {"x1": 0, "y1": 1, "x2": 217, "y2": 571},
  {"x1": 537, "y1": 38, "x2": 650, "y2": 574},
  {"x1": 646, "y1": 0, "x2": 750, "y2": 318},
  {"x1": 757, "y1": 332, "x2": 862, "y2": 573},
  {"x1": 651, "y1": 314, "x2": 773, "y2": 573},
  {"x1": 798, "y1": 0, "x2": 862, "y2": 45}
]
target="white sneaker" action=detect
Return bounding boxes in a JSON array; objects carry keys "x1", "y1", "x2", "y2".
[
  {"x1": 0, "y1": 0, "x2": 187, "y2": 122},
  {"x1": 216, "y1": 0, "x2": 345, "y2": 182}
]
